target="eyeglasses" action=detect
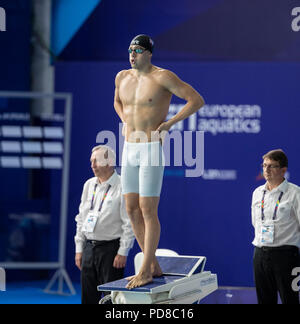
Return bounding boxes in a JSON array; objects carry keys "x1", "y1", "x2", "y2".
[
  {"x1": 128, "y1": 48, "x2": 146, "y2": 54},
  {"x1": 261, "y1": 164, "x2": 281, "y2": 170}
]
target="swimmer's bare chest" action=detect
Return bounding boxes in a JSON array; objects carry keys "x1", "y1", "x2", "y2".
[{"x1": 119, "y1": 71, "x2": 172, "y2": 133}]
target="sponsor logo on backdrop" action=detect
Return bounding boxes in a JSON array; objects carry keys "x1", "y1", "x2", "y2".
[
  {"x1": 166, "y1": 104, "x2": 261, "y2": 180},
  {"x1": 168, "y1": 104, "x2": 261, "y2": 136},
  {"x1": 202, "y1": 169, "x2": 237, "y2": 181},
  {"x1": 256, "y1": 170, "x2": 264, "y2": 182},
  {"x1": 0, "y1": 7, "x2": 6, "y2": 32},
  {"x1": 292, "y1": 7, "x2": 300, "y2": 32}
]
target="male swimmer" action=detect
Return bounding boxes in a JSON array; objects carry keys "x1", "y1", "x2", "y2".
[{"x1": 114, "y1": 35, "x2": 205, "y2": 289}]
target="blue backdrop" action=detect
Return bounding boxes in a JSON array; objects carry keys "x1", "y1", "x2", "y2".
[
  {"x1": 59, "y1": 0, "x2": 300, "y2": 62},
  {"x1": 0, "y1": 0, "x2": 31, "y2": 91}
]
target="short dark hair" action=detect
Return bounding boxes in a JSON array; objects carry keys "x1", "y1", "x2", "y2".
[{"x1": 263, "y1": 149, "x2": 288, "y2": 168}]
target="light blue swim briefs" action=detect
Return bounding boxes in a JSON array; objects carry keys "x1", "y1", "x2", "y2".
[{"x1": 121, "y1": 141, "x2": 165, "y2": 197}]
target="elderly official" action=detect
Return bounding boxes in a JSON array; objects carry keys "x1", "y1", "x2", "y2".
[
  {"x1": 252, "y1": 149, "x2": 300, "y2": 304},
  {"x1": 75, "y1": 145, "x2": 135, "y2": 304}
]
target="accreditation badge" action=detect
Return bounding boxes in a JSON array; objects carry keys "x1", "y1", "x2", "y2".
[
  {"x1": 261, "y1": 222, "x2": 275, "y2": 244},
  {"x1": 82, "y1": 212, "x2": 99, "y2": 233}
]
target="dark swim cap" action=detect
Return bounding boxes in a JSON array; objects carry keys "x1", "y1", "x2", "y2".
[{"x1": 130, "y1": 35, "x2": 154, "y2": 53}]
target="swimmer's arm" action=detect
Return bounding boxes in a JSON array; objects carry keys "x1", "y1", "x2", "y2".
[
  {"x1": 114, "y1": 71, "x2": 125, "y2": 123},
  {"x1": 160, "y1": 70, "x2": 205, "y2": 128}
]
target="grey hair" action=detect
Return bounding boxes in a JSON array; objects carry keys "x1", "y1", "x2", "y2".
[{"x1": 92, "y1": 145, "x2": 116, "y2": 167}]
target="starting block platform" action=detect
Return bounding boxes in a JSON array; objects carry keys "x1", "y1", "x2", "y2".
[{"x1": 98, "y1": 255, "x2": 218, "y2": 304}]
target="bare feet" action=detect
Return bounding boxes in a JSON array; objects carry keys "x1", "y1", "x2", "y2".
[
  {"x1": 151, "y1": 259, "x2": 163, "y2": 277},
  {"x1": 126, "y1": 258, "x2": 163, "y2": 282},
  {"x1": 126, "y1": 271, "x2": 153, "y2": 289}
]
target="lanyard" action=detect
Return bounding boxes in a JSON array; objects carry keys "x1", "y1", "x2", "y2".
[
  {"x1": 261, "y1": 190, "x2": 284, "y2": 221},
  {"x1": 90, "y1": 184, "x2": 112, "y2": 212}
]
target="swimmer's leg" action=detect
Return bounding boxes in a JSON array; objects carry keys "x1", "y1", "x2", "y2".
[
  {"x1": 126, "y1": 196, "x2": 162, "y2": 289},
  {"x1": 124, "y1": 193, "x2": 145, "y2": 282},
  {"x1": 124, "y1": 193, "x2": 162, "y2": 283}
]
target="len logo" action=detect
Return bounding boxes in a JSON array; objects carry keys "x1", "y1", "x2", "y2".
[{"x1": 0, "y1": 7, "x2": 6, "y2": 32}]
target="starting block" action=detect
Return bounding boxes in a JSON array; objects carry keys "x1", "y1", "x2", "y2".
[{"x1": 98, "y1": 255, "x2": 218, "y2": 304}]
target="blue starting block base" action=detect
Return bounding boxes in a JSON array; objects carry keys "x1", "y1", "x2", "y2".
[
  {"x1": 98, "y1": 255, "x2": 218, "y2": 304},
  {"x1": 98, "y1": 275, "x2": 184, "y2": 293}
]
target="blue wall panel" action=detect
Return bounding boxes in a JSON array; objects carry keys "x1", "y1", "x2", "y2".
[
  {"x1": 0, "y1": 0, "x2": 31, "y2": 91},
  {"x1": 59, "y1": 0, "x2": 300, "y2": 62},
  {"x1": 51, "y1": 0, "x2": 101, "y2": 56}
]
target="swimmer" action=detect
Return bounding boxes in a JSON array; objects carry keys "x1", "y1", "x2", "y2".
[{"x1": 114, "y1": 34, "x2": 205, "y2": 289}]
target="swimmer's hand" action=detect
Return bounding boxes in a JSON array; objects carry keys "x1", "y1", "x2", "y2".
[
  {"x1": 156, "y1": 121, "x2": 172, "y2": 133},
  {"x1": 155, "y1": 122, "x2": 172, "y2": 144}
]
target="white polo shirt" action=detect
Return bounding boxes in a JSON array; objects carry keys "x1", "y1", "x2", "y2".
[
  {"x1": 75, "y1": 171, "x2": 135, "y2": 255},
  {"x1": 252, "y1": 179, "x2": 300, "y2": 248}
]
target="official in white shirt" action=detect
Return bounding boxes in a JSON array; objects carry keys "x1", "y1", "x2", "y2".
[
  {"x1": 252, "y1": 149, "x2": 300, "y2": 304},
  {"x1": 75, "y1": 145, "x2": 135, "y2": 304}
]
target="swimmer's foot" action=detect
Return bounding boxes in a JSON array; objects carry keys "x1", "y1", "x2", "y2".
[
  {"x1": 126, "y1": 259, "x2": 163, "y2": 282},
  {"x1": 126, "y1": 271, "x2": 153, "y2": 290},
  {"x1": 151, "y1": 259, "x2": 163, "y2": 278}
]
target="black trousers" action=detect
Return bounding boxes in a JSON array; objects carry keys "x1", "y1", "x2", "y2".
[
  {"x1": 81, "y1": 239, "x2": 124, "y2": 305},
  {"x1": 253, "y1": 246, "x2": 300, "y2": 304}
]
